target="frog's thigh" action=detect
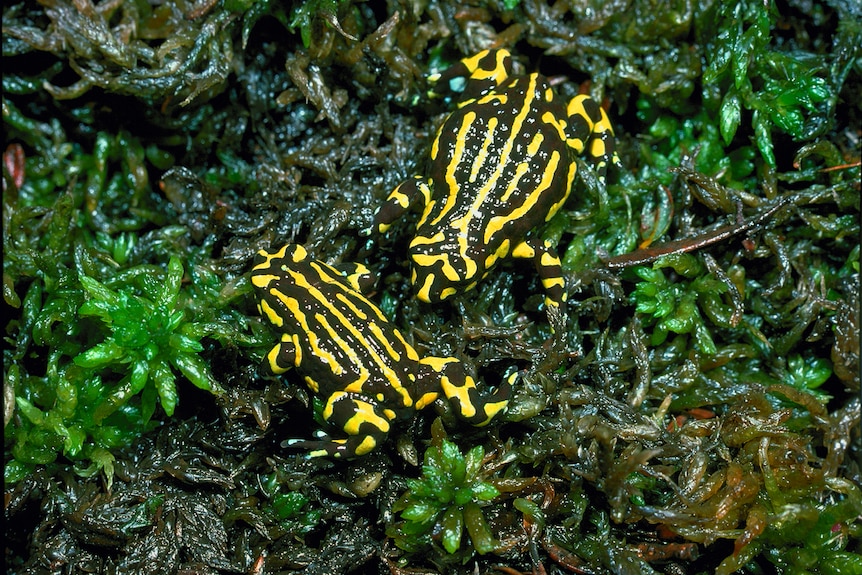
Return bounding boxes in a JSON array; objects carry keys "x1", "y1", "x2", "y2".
[
  {"x1": 321, "y1": 391, "x2": 394, "y2": 457},
  {"x1": 421, "y1": 356, "x2": 511, "y2": 427},
  {"x1": 511, "y1": 238, "x2": 566, "y2": 311},
  {"x1": 330, "y1": 261, "x2": 376, "y2": 293}
]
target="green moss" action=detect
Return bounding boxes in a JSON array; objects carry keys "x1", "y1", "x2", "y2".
[
  {"x1": 3, "y1": 103, "x2": 257, "y2": 486},
  {"x1": 388, "y1": 423, "x2": 501, "y2": 556}
]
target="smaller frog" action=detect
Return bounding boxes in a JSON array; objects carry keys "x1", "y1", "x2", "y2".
[
  {"x1": 252, "y1": 243, "x2": 514, "y2": 458},
  {"x1": 369, "y1": 49, "x2": 619, "y2": 311}
]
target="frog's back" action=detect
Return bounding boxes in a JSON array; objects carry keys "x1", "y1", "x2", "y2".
[
  {"x1": 252, "y1": 245, "x2": 420, "y2": 406},
  {"x1": 424, "y1": 74, "x2": 575, "y2": 237}
]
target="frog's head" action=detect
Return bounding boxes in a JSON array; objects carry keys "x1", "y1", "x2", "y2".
[
  {"x1": 428, "y1": 49, "x2": 513, "y2": 104},
  {"x1": 407, "y1": 232, "x2": 482, "y2": 303}
]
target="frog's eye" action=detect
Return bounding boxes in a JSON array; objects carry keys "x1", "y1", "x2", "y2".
[{"x1": 446, "y1": 76, "x2": 467, "y2": 95}]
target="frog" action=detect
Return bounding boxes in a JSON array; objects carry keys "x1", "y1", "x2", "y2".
[
  {"x1": 251, "y1": 243, "x2": 514, "y2": 458},
  {"x1": 369, "y1": 48, "x2": 618, "y2": 311}
]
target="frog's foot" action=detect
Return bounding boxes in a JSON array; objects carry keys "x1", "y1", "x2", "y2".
[
  {"x1": 283, "y1": 392, "x2": 394, "y2": 458},
  {"x1": 282, "y1": 432, "x2": 378, "y2": 459}
]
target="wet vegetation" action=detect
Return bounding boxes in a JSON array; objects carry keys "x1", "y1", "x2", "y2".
[{"x1": 3, "y1": 0, "x2": 860, "y2": 574}]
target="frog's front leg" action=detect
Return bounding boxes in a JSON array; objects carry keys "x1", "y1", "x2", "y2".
[
  {"x1": 286, "y1": 391, "x2": 394, "y2": 458},
  {"x1": 511, "y1": 238, "x2": 567, "y2": 313},
  {"x1": 421, "y1": 356, "x2": 513, "y2": 427},
  {"x1": 367, "y1": 175, "x2": 432, "y2": 234},
  {"x1": 259, "y1": 333, "x2": 297, "y2": 376}
]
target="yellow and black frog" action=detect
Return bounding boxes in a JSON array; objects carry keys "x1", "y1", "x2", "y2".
[
  {"x1": 251, "y1": 243, "x2": 514, "y2": 458},
  {"x1": 369, "y1": 48, "x2": 619, "y2": 312}
]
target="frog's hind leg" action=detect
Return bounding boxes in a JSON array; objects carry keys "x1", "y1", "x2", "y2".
[
  {"x1": 564, "y1": 94, "x2": 619, "y2": 183},
  {"x1": 283, "y1": 392, "x2": 394, "y2": 458},
  {"x1": 421, "y1": 356, "x2": 514, "y2": 427},
  {"x1": 511, "y1": 237, "x2": 567, "y2": 314}
]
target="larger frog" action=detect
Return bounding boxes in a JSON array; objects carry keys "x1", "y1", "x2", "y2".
[
  {"x1": 251, "y1": 243, "x2": 513, "y2": 458},
  {"x1": 370, "y1": 49, "x2": 618, "y2": 310}
]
